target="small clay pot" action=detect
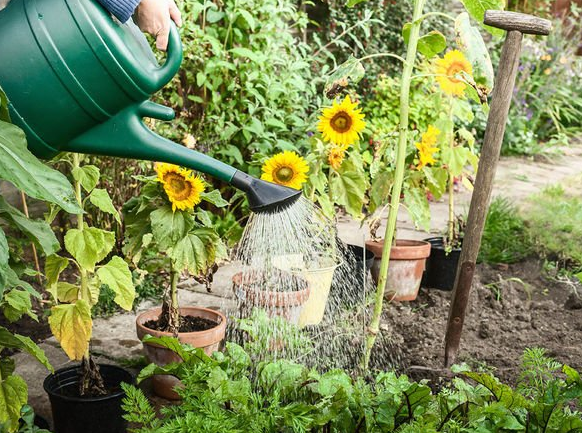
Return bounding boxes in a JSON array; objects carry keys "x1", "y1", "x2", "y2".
[
  {"x1": 232, "y1": 269, "x2": 310, "y2": 325},
  {"x1": 135, "y1": 306, "x2": 227, "y2": 400},
  {"x1": 365, "y1": 239, "x2": 431, "y2": 301}
]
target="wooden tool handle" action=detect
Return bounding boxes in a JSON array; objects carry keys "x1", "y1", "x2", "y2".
[{"x1": 484, "y1": 10, "x2": 552, "y2": 35}]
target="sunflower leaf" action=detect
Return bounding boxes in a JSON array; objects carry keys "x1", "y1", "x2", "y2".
[
  {"x1": 96, "y1": 256, "x2": 135, "y2": 311},
  {"x1": 89, "y1": 188, "x2": 121, "y2": 223},
  {"x1": 49, "y1": 300, "x2": 92, "y2": 361},
  {"x1": 330, "y1": 156, "x2": 367, "y2": 218},
  {"x1": 458, "y1": 0, "x2": 505, "y2": 37},
  {"x1": 150, "y1": 206, "x2": 194, "y2": 252},
  {"x1": 455, "y1": 12, "x2": 494, "y2": 91}
]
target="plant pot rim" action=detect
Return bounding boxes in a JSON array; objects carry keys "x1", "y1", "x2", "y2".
[
  {"x1": 423, "y1": 236, "x2": 463, "y2": 252},
  {"x1": 365, "y1": 239, "x2": 431, "y2": 260},
  {"x1": 232, "y1": 272, "x2": 311, "y2": 307},
  {"x1": 135, "y1": 306, "x2": 227, "y2": 339},
  {"x1": 43, "y1": 364, "x2": 132, "y2": 403}
]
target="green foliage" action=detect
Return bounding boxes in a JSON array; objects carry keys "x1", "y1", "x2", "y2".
[
  {"x1": 234, "y1": 308, "x2": 313, "y2": 362},
  {"x1": 523, "y1": 185, "x2": 582, "y2": 268},
  {"x1": 0, "y1": 87, "x2": 77, "y2": 431},
  {"x1": 46, "y1": 155, "x2": 136, "y2": 366},
  {"x1": 478, "y1": 197, "x2": 533, "y2": 265},
  {"x1": 322, "y1": 0, "x2": 450, "y2": 82},
  {"x1": 124, "y1": 341, "x2": 582, "y2": 432},
  {"x1": 497, "y1": 17, "x2": 582, "y2": 156},
  {"x1": 156, "y1": 0, "x2": 319, "y2": 174}
]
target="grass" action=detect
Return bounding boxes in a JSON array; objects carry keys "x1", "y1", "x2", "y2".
[
  {"x1": 522, "y1": 184, "x2": 582, "y2": 270},
  {"x1": 478, "y1": 197, "x2": 533, "y2": 265}
]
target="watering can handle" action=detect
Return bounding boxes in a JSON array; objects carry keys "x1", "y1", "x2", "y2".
[{"x1": 146, "y1": 24, "x2": 183, "y2": 92}]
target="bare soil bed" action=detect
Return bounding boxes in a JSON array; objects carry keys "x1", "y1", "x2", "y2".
[{"x1": 379, "y1": 258, "x2": 582, "y2": 386}]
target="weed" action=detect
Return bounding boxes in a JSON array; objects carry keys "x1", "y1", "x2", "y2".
[
  {"x1": 523, "y1": 185, "x2": 582, "y2": 268},
  {"x1": 478, "y1": 197, "x2": 533, "y2": 265}
]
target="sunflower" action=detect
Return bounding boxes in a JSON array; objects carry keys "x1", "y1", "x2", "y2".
[
  {"x1": 328, "y1": 146, "x2": 346, "y2": 170},
  {"x1": 415, "y1": 126, "x2": 441, "y2": 169},
  {"x1": 261, "y1": 151, "x2": 309, "y2": 190},
  {"x1": 156, "y1": 163, "x2": 205, "y2": 212},
  {"x1": 435, "y1": 50, "x2": 473, "y2": 97},
  {"x1": 317, "y1": 95, "x2": 366, "y2": 147}
]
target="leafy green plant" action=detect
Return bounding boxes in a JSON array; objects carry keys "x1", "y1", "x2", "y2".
[
  {"x1": 44, "y1": 154, "x2": 136, "y2": 396},
  {"x1": 234, "y1": 308, "x2": 313, "y2": 362},
  {"x1": 123, "y1": 340, "x2": 582, "y2": 432},
  {"x1": 122, "y1": 165, "x2": 227, "y2": 334},
  {"x1": 478, "y1": 197, "x2": 533, "y2": 265},
  {"x1": 0, "y1": 87, "x2": 81, "y2": 430}
]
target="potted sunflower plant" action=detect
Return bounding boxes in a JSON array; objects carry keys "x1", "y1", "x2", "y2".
[
  {"x1": 423, "y1": 48, "x2": 487, "y2": 291},
  {"x1": 123, "y1": 163, "x2": 228, "y2": 399},
  {"x1": 43, "y1": 154, "x2": 135, "y2": 433}
]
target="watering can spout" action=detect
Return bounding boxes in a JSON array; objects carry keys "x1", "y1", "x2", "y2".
[{"x1": 67, "y1": 101, "x2": 301, "y2": 213}]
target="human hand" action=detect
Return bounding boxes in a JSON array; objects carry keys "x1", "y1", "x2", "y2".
[{"x1": 134, "y1": 0, "x2": 182, "y2": 51}]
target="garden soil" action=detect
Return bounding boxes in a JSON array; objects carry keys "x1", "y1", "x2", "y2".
[{"x1": 376, "y1": 258, "x2": 582, "y2": 386}]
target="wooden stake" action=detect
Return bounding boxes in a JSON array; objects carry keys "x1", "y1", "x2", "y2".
[{"x1": 444, "y1": 11, "x2": 551, "y2": 367}]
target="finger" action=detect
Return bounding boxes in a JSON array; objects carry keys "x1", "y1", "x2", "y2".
[
  {"x1": 169, "y1": 1, "x2": 182, "y2": 26},
  {"x1": 156, "y1": 24, "x2": 170, "y2": 51}
]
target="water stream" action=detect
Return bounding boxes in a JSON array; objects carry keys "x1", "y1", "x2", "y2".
[{"x1": 226, "y1": 196, "x2": 404, "y2": 372}]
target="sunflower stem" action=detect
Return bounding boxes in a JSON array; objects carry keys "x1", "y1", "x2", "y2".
[
  {"x1": 447, "y1": 97, "x2": 455, "y2": 246},
  {"x1": 361, "y1": 0, "x2": 427, "y2": 371}
]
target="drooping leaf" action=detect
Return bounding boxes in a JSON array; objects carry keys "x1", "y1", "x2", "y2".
[
  {"x1": 455, "y1": 12, "x2": 495, "y2": 90},
  {"x1": 2, "y1": 289, "x2": 35, "y2": 322},
  {"x1": 170, "y1": 228, "x2": 226, "y2": 275},
  {"x1": 55, "y1": 282, "x2": 79, "y2": 303},
  {"x1": 71, "y1": 165, "x2": 100, "y2": 193},
  {"x1": 0, "y1": 120, "x2": 80, "y2": 213},
  {"x1": 150, "y1": 205, "x2": 194, "y2": 251},
  {"x1": 201, "y1": 190, "x2": 229, "y2": 208},
  {"x1": 403, "y1": 187, "x2": 431, "y2": 231},
  {"x1": 0, "y1": 196, "x2": 60, "y2": 255},
  {"x1": 89, "y1": 188, "x2": 120, "y2": 223},
  {"x1": 330, "y1": 157, "x2": 367, "y2": 218},
  {"x1": 423, "y1": 166, "x2": 448, "y2": 200},
  {"x1": 458, "y1": 0, "x2": 505, "y2": 37},
  {"x1": 44, "y1": 255, "x2": 69, "y2": 294},
  {"x1": 64, "y1": 227, "x2": 115, "y2": 272},
  {"x1": 0, "y1": 326, "x2": 52, "y2": 371},
  {"x1": 49, "y1": 300, "x2": 92, "y2": 361},
  {"x1": 96, "y1": 256, "x2": 135, "y2": 311},
  {"x1": 0, "y1": 373, "x2": 27, "y2": 432},
  {"x1": 324, "y1": 56, "x2": 365, "y2": 98},
  {"x1": 441, "y1": 146, "x2": 473, "y2": 177}
]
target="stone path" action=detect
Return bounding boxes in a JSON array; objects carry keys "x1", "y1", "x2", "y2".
[{"x1": 13, "y1": 143, "x2": 582, "y2": 424}]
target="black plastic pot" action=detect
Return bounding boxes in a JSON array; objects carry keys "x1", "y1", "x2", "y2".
[
  {"x1": 43, "y1": 364, "x2": 133, "y2": 433},
  {"x1": 346, "y1": 244, "x2": 375, "y2": 274},
  {"x1": 422, "y1": 237, "x2": 462, "y2": 291}
]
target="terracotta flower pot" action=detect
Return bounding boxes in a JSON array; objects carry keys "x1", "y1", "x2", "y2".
[
  {"x1": 232, "y1": 269, "x2": 310, "y2": 325},
  {"x1": 365, "y1": 239, "x2": 431, "y2": 301},
  {"x1": 135, "y1": 306, "x2": 226, "y2": 400}
]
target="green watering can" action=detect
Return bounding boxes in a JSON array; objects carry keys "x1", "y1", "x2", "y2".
[{"x1": 0, "y1": 0, "x2": 300, "y2": 212}]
